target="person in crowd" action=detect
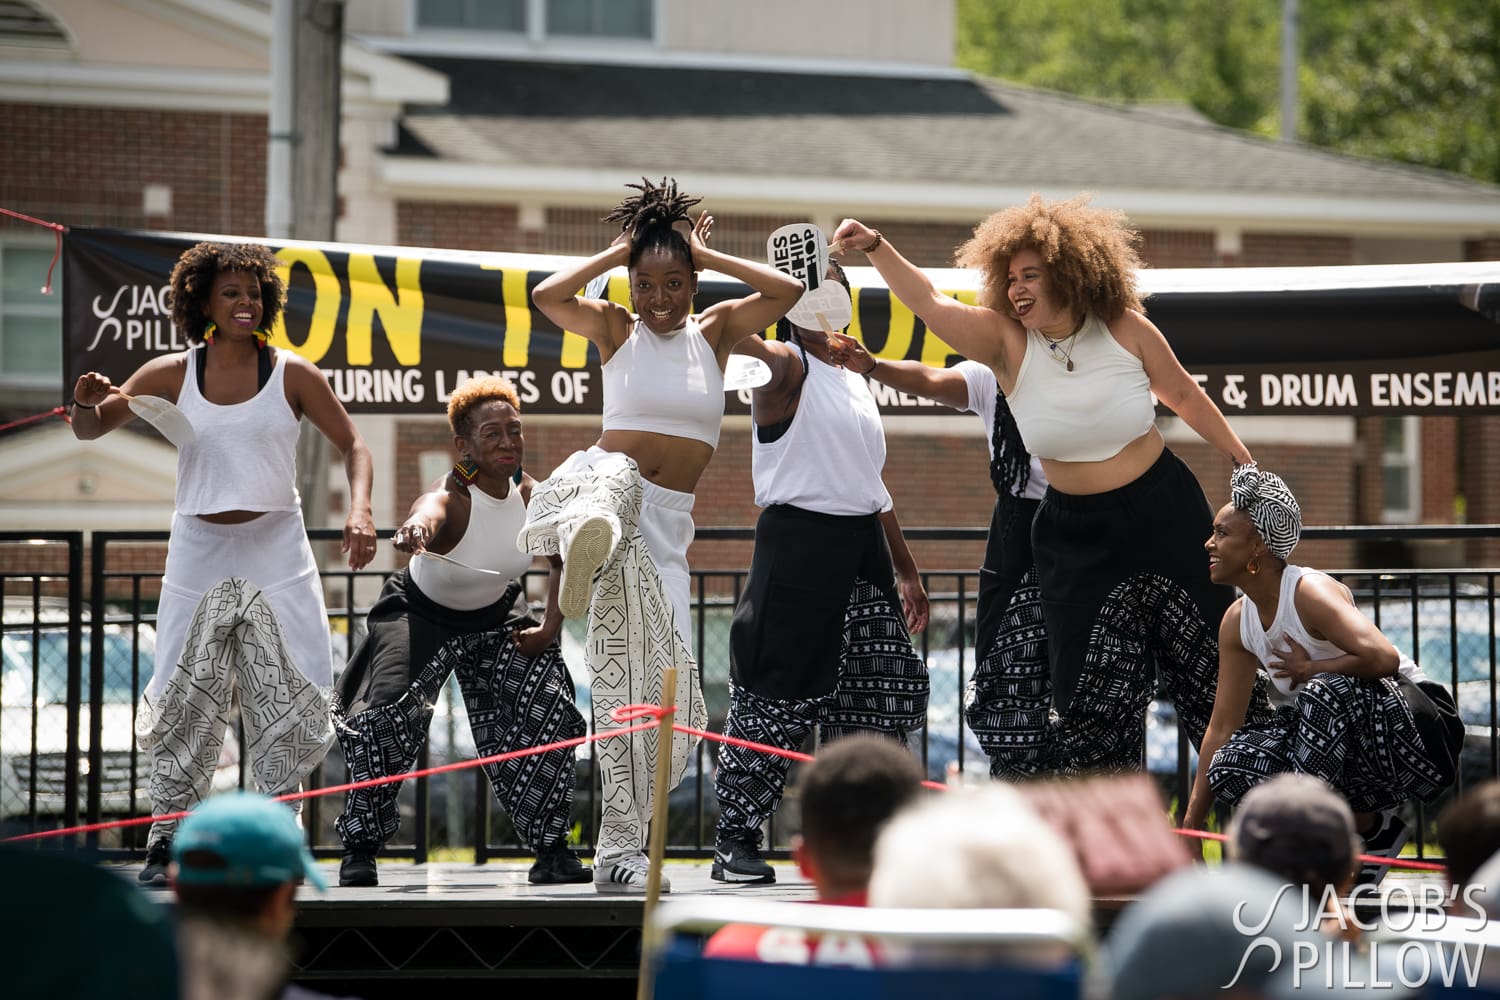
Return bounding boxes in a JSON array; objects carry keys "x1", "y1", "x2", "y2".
[
  {"x1": 171, "y1": 791, "x2": 351, "y2": 1000},
  {"x1": 703, "y1": 733, "x2": 925, "y2": 963},
  {"x1": 1438, "y1": 780, "x2": 1500, "y2": 898},
  {"x1": 71, "y1": 241, "x2": 374, "y2": 884},
  {"x1": 825, "y1": 336, "x2": 1049, "y2": 777},
  {"x1": 1227, "y1": 773, "x2": 1363, "y2": 941},
  {"x1": 523, "y1": 178, "x2": 801, "y2": 892},
  {"x1": 711, "y1": 261, "x2": 930, "y2": 885},
  {"x1": 1185, "y1": 464, "x2": 1463, "y2": 884},
  {"x1": 332, "y1": 376, "x2": 588, "y2": 888},
  {"x1": 834, "y1": 195, "x2": 1251, "y2": 776}
]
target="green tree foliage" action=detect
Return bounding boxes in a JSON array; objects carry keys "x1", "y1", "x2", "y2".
[{"x1": 955, "y1": 0, "x2": 1500, "y2": 185}]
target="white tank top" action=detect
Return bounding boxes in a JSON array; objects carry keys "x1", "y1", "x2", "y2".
[
  {"x1": 174, "y1": 346, "x2": 301, "y2": 515},
  {"x1": 601, "y1": 316, "x2": 724, "y2": 448},
  {"x1": 1238, "y1": 564, "x2": 1426, "y2": 708},
  {"x1": 752, "y1": 353, "x2": 892, "y2": 515},
  {"x1": 1004, "y1": 313, "x2": 1157, "y2": 463},
  {"x1": 408, "y1": 483, "x2": 532, "y2": 611}
]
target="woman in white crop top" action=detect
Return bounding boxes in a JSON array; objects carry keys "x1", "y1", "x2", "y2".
[
  {"x1": 332, "y1": 377, "x2": 589, "y2": 889},
  {"x1": 70, "y1": 241, "x2": 374, "y2": 882},
  {"x1": 833, "y1": 195, "x2": 1254, "y2": 777},
  {"x1": 1185, "y1": 466, "x2": 1461, "y2": 881},
  {"x1": 526, "y1": 178, "x2": 800, "y2": 893}
]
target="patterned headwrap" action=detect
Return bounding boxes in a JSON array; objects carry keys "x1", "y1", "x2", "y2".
[{"x1": 1230, "y1": 463, "x2": 1301, "y2": 560}]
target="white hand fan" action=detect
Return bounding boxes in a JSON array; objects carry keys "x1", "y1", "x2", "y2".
[
  {"x1": 421, "y1": 549, "x2": 506, "y2": 577},
  {"x1": 766, "y1": 223, "x2": 831, "y2": 292},
  {"x1": 120, "y1": 392, "x2": 196, "y2": 448},
  {"x1": 723, "y1": 355, "x2": 772, "y2": 392},
  {"x1": 786, "y1": 281, "x2": 853, "y2": 333}
]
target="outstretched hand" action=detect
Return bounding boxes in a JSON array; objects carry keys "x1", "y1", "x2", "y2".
[
  {"x1": 823, "y1": 331, "x2": 873, "y2": 373},
  {"x1": 831, "y1": 218, "x2": 876, "y2": 255}
]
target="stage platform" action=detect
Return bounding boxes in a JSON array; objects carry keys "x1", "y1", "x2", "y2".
[{"x1": 118, "y1": 859, "x2": 1446, "y2": 998}]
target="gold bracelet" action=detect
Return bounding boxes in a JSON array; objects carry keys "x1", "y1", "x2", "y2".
[{"x1": 860, "y1": 230, "x2": 884, "y2": 254}]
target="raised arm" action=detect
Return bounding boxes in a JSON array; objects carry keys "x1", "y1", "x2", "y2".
[
  {"x1": 827, "y1": 334, "x2": 971, "y2": 409},
  {"x1": 693, "y1": 216, "x2": 803, "y2": 355},
  {"x1": 531, "y1": 239, "x2": 633, "y2": 358},
  {"x1": 1182, "y1": 603, "x2": 1261, "y2": 834},
  {"x1": 69, "y1": 354, "x2": 185, "y2": 440},
  {"x1": 1119, "y1": 310, "x2": 1253, "y2": 466},
  {"x1": 288, "y1": 355, "x2": 376, "y2": 570},
  {"x1": 832, "y1": 219, "x2": 1015, "y2": 373}
]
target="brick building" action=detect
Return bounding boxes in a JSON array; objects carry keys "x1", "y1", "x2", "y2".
[{"x1": 2, "y1": 0, "x2": 1499, "y2": 579}]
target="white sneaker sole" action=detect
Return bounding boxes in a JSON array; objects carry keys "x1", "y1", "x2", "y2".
[
  {"x1": 593, "y1": 872, "x2": 672, "y2": 895},
  {"x1": 560, "y1": 517, "x2": 613, "y2": 619}
]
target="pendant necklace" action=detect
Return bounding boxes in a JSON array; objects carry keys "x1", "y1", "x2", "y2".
[{"x1": 1044, "y1": 328, "x2": 1079, "y2": 371}]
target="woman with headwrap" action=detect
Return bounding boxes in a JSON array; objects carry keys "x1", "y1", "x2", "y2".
[
  {"x1": 524, "y1": 178, "x2": 802, "y2": 893},
  {"x1": 834, "y1": 196, "x2": 1250, "y2": 774},
  {"x1": 1184, "y1": 464, "x2": 1463, "y2": 883}
]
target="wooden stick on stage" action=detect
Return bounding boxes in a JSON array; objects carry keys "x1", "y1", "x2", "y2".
[{"x1": 636, "y1": 665, "x2": 678, "y2": 1000}]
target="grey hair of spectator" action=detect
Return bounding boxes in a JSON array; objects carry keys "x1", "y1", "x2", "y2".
[{"x1": 867, "y1": 783, "x2": 1091, "y2": 932}]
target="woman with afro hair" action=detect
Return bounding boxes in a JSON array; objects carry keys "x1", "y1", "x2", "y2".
[
  {"x1": 834, "y1": 196, "x2": 1253, "y2": 777},
  {"x1": 72, "y1": 240, "x2": 374, "y2": 884},
  {"x1": 521, "y1": 178, "x2": 800, "y2": 893}
]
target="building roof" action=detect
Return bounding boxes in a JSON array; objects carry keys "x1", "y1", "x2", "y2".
[{"x1": 387, "y1": 56, "x2": 1500, "y2": 226}]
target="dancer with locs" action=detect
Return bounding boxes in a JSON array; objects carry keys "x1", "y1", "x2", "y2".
[
  {"x1": 70, "y1": 241, "x2": 374, "y2": 885},
  {"x1": 333, "y1": 377, "x2": 589, "y2": 888},
  {"x1": 825, "y1": 335, "x2": 1050, "y2": 777},
  {"x1": 834, "y1": 196, "x2": 1253, "y2": 774},
  {"x1": 523, "y1": 178, "x2": 802, "y2": 893},
  {"x1": 1186, "y1": 464, "x2": 1463, "y2": 884},
  {"x1": 711, "y1": 260, "x2": 930, "y2": 884}
]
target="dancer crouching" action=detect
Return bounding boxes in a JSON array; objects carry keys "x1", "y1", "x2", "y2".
[{"x1": 333, "y1": 377, "x2": 589, "y2": 887}]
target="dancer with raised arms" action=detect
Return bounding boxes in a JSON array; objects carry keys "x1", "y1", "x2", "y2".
[
  {"x1": 834, "y1": 196, "x2": 1253, "y2": 774},
  {"x1": 522, "y1": 178, "x2": 801, "y2": 892}
]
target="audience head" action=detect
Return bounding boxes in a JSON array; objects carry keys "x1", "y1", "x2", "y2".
[
  {"x1": 1438, "y1": 780, "x2": 1500, "y2": 891},
  {"x1": 1227, "y1": 774, "x2": 1359, "y2": 891},
  {"x1": 794, "y1": 733, "x2": 924, "y2": 899},
  {"x1": 868, "y1": 783, "x2": 1091, "y2": 932}
]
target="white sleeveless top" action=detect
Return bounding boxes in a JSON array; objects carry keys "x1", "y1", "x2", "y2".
[
  {"x1": 1004, "y1": 313, "x2": 1156, "y2": 463},
  {"x1": 601, "y1": 316, "x2": 725, "y2": 448},
  {"x1": 174, "y1": 346, "x2": 301, "y2": 515},
  {"x1": 408, "y1": 483, "x2": 532, "y2": 611},
  {"x1": 1238, "y1": 564, "x2": 1426, "y2": 708},
  {"x1": 752, "y1": 353, "x2": 892, "y2": 515}
]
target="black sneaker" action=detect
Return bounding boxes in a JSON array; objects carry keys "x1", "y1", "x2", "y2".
[
  {"x1": 1356, "y1": 812, "x2": 1411, "y2": 886},
  {"x1": 528, "y1": 845, "x2": 592, "y2": 885},
  {"x1": 711, "y1": 836, "x2": 775, "y2": 884},
  {"x1": 339, "y1": 849, "x2": 379, "y2": 887},
  {"x1": 139, "y1": 839, "x2": 172, "y2": 887}
]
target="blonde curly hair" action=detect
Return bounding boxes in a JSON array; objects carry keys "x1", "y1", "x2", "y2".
[
  {"x1": 447, "y1": 376, "x2": 521, "y2": 437},
  {"x1": 955, "y1": 193, "x2": 1146, "y2": 323}
]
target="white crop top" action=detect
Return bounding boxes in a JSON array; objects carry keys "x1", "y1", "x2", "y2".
[
  {"x1": 408, "y1": 483, "x2": 533, "y2": 611},
  {"x1": 1238, "y1": 564, "x2": 1427, "y2": 709},
  {"x1": 601, "y1": 317, "x2": 725, "y2": 449},
  {"x1": 174, "y1": 346, "x2": 301, "y2": 515},
  {"x1": 752, "y1": 354, "x2": 892, "y2": 515},
  {"x1": 1004, "y1": 313, "x2": 1157, "y2": 463}
]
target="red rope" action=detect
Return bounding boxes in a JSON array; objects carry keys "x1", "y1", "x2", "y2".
[
  {"x1": 1172, "y1": 825, "x2": 1448, "y2": 872},
  {"x1": 0, "y1": 406, "x2": 67, "y2": 434},
  {"x1": 0, "y1": 207, "x2": 66, "y2": 295}
]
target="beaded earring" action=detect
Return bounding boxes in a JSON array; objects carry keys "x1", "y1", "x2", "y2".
[
  {"x1": 203, "y1": 321, "x2": 217, "y2": 345},
  {"x1": 453, "y1": 457, "x2": 480, "y2": 484},
  {"x1": 254, "y1": 328, "x2": 270, "y2": 348}
]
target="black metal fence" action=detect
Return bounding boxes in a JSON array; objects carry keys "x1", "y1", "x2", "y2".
[{"x1": 2, "y1": 525, "x2": 1497, "y2": 862}]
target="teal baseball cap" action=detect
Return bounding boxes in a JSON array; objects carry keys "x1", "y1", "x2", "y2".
[{"x1": 172, "y1": 792, "x2": 327, "y2": 891}]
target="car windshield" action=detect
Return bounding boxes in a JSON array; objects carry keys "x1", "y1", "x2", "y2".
[{"x1": 1, "y1": 630, "x2": 150, "y2": 707}]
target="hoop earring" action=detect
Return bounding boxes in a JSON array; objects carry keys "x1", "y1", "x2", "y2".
[
  {"x1": 1248, "y1": 558, "x2": 1260, "y2": 576},
  {"x1": 203, "y1": 321, "x2": 217, "y2": 345},
  {"x1": 453, "y1": 457, "x2": 479, "y2": 484}
]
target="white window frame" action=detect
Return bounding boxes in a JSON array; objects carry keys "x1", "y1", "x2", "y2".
[
  {"x1": 408, "y1": 0, "x2": 658, "y2": 44},
  {"x1": 0, "y1": 236, "x2": 65, "y2": 390},
  {"x1": 1380, "y1": 415, "x2": 1422, "y2": 524}
]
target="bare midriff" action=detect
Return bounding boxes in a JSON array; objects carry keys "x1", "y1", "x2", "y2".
[
  {"x1": 1039, "y1": 426, "x2": 1166, "y2": 496},
  {"x1": 195, "y1": 510, "x2": 268, "y2": 524},
  {"x1": 596, "y1": 428, "x2": 715, "y2": 494}
]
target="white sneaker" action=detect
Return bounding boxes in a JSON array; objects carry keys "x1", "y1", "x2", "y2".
[
  {"x1": 593, "y1": 852, "x2": 670, "y2": 895},
  {"x1": 559, "y1": 516, "x2": 615, "y2": 619}
]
